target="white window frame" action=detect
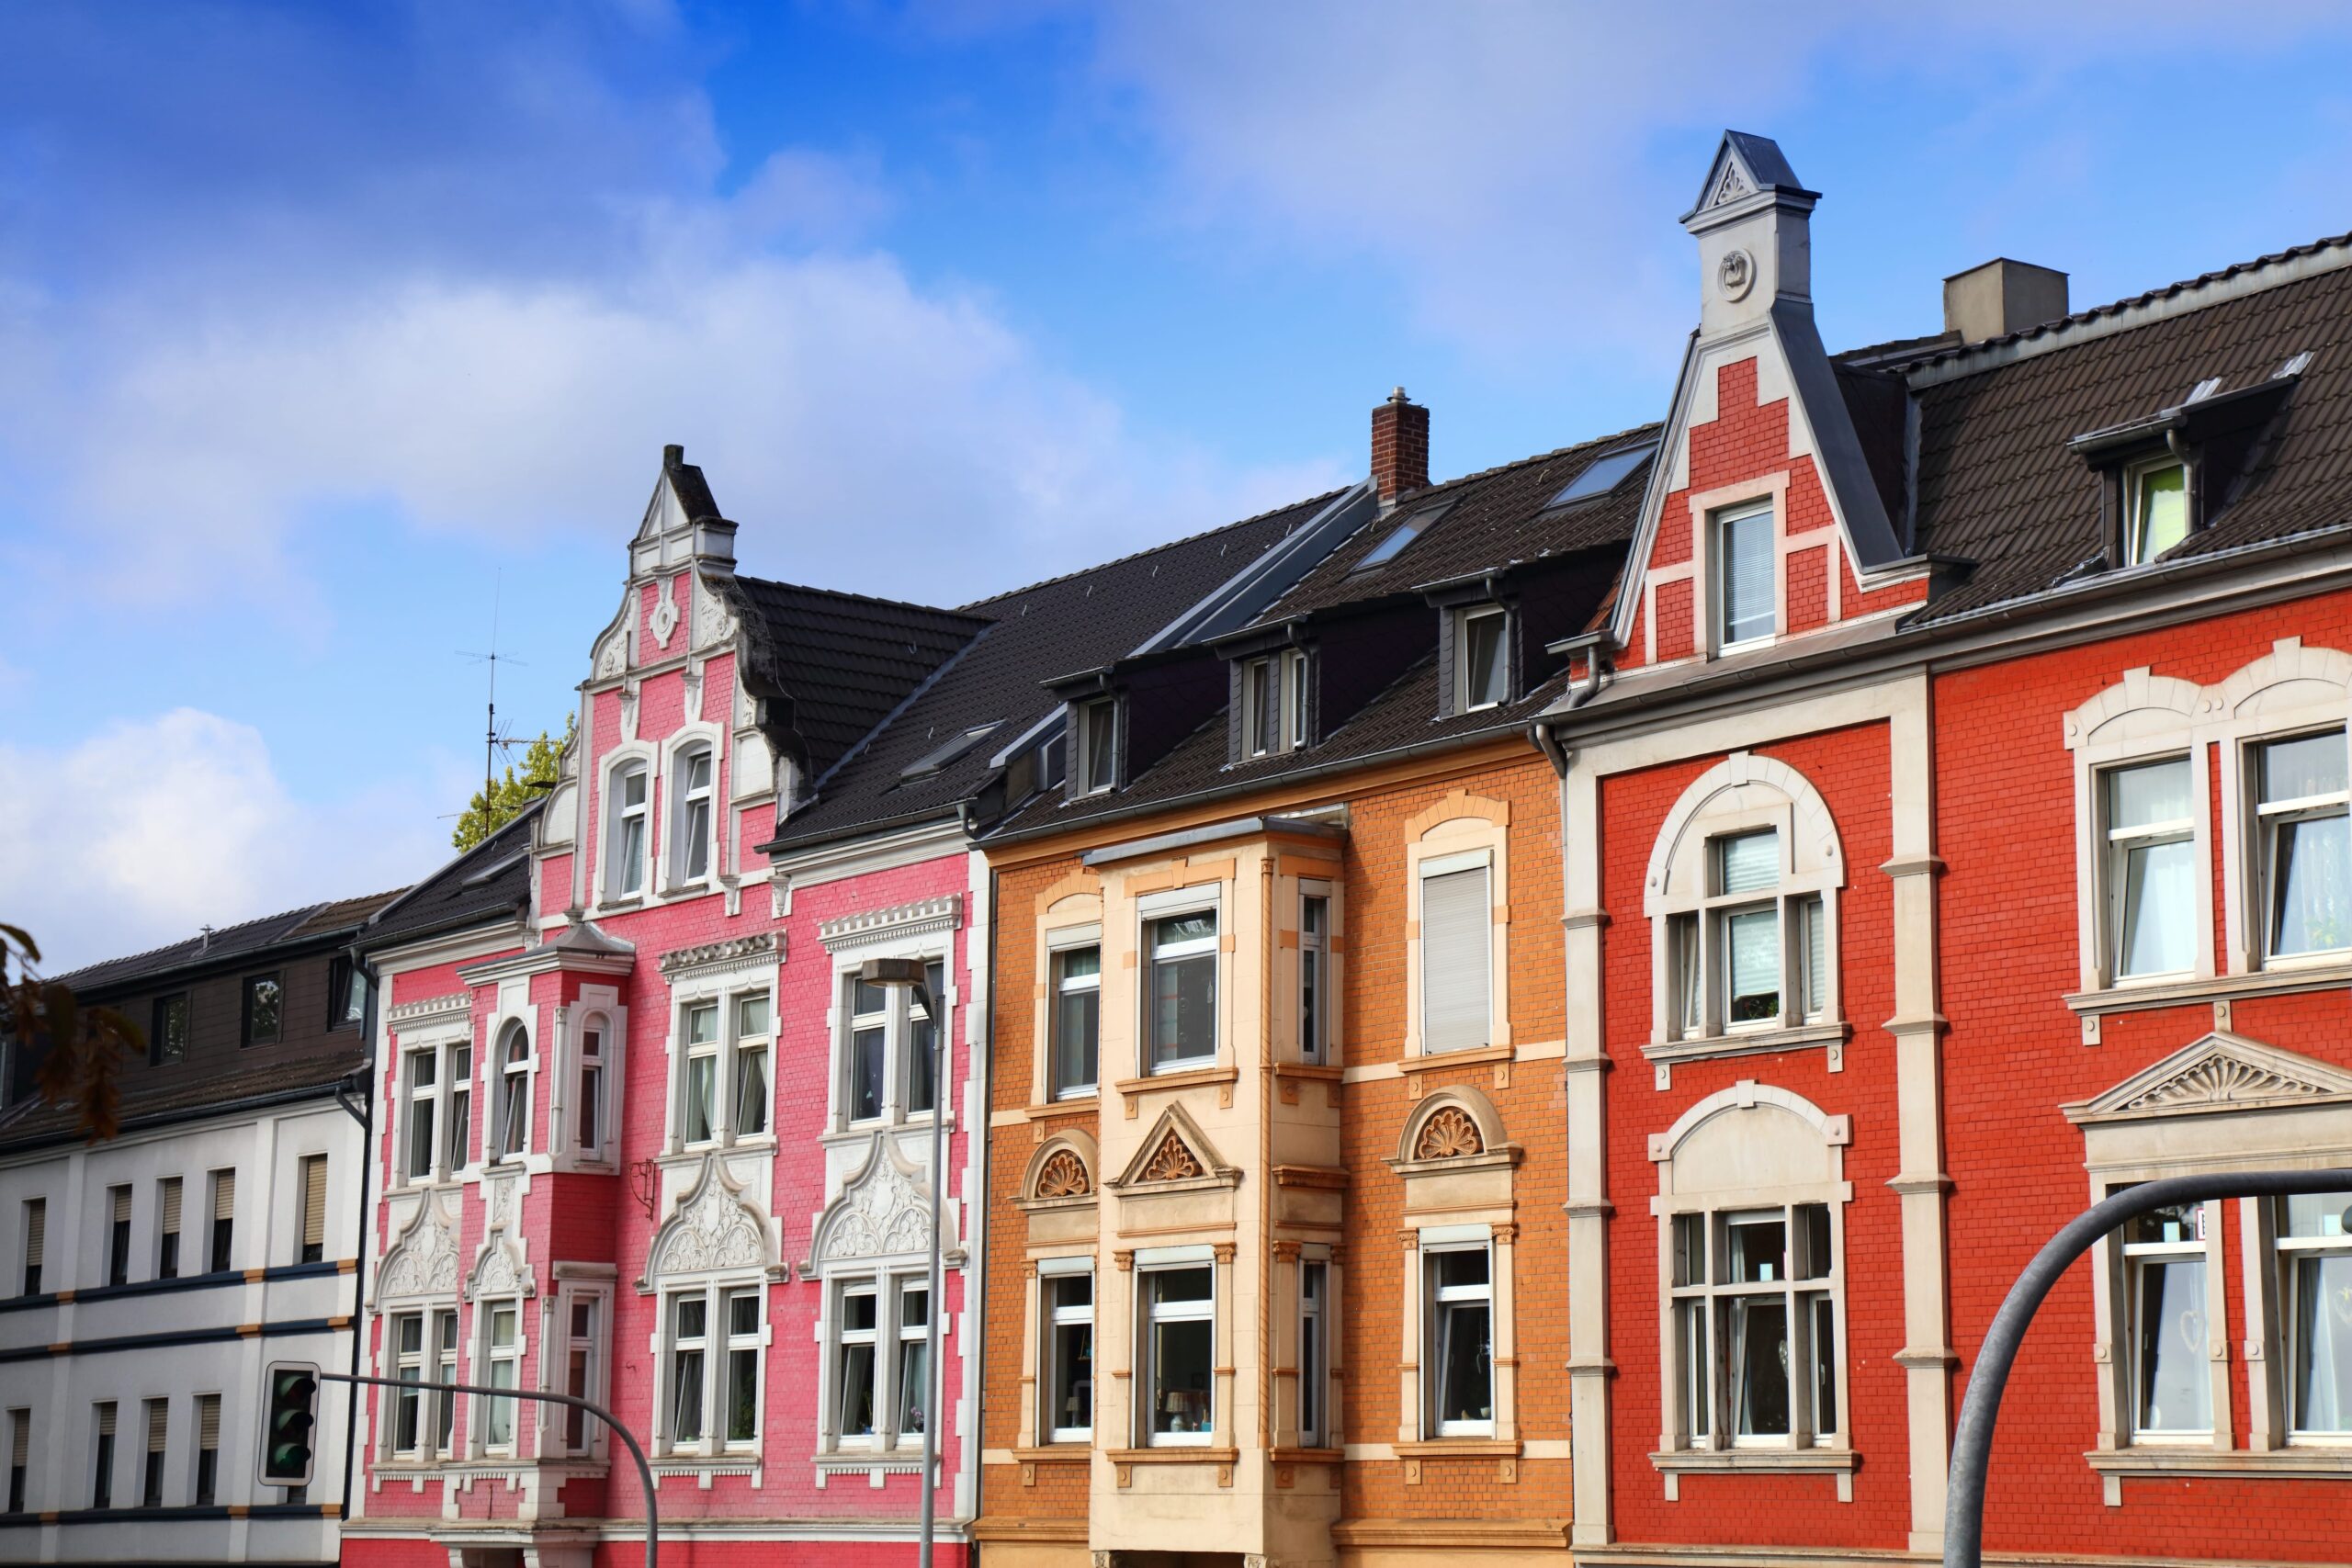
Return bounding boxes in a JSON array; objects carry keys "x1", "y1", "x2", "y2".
[
  {"x1": 1049, "y1": 941, "x2": 1101, "y2": 1100},
  {"x1": 1298, "y1": 1256, "x2": 1329, "y2": 1448},
  {"x1": 2100, "y1": 754, "x2": 2199, "y2": 986},
  {"x1": 574, "y1": 1011, "x2": 613, "y2": 1159},
  {"x1": 670, "y1": 741, "x2": 717, "y2": 889},
  {"x1": 390, "y1": 1310, "x2": 428, "y2": 1459},
  {"x1": 830, "y1": 955, "x2": 951, "y2": 1133},
  {"x1": 398, "y1": 1033, "x2": 477, "y2": 1185},
  {"x1": 1298, "y1": 887, "x2": 1330, "y2": 1065},
  {"x1": 492, "y1": 1021, "x2": 531, "y2": 1163},
  {"x1": 667, "y1": 987, "x2": 771, "y2": 1152},
  {"x1": 475, "y1": 1299, "x2": 523, "y2": 1457},
  {"x1": 1074, "y1": 697, "x2": 1117, "y2": 795},
  {"x1": 822, "y1": 1270, "x2": 929, "y2": 1454},
  {"x1": 604, "y1": 757, "x2": 651, "y2": 902},
  {"x1": 678, "y1": 998, "x2": 721, "y2": 1149},
  {"x1": 657, "y1": 1278, "x2": 768, "y2": 1459},
  {"x1": 2249, "y1": 728, "x2": 2351, "y2": 969},
  {"x1": 2118, "y1": 1194, "x2": 2217, "y2": 1443},
  {"x1": 2273, "y1": 1189, "x2": 2352, "y2": 1443},
  {"x1": 731, "y1": 992, "x2": 772, "y2": 1140},
  {"x1": 556, "y1": 1285, "x2": 610, "y2": 1459},
  {"x1": 1139, "y1": 1261, "x2": 1216, "y2": 1448},
  {"x1": 1454, "y1": 605, "x2": 1510, "y2": 713},
  {"x1": 1241, "y1": 649, "x2": 1309, "y2": 757},
  {"x1": 1140, "y1": 893, "x2": 1220, "y2": 1077},
  {"x1": 1418, "y1": 849, "x2": 1495, "y2": 1054},
  {"x1": 1422, "y1": 1239, "x2": 1495, "y2": 1438},
  {"x1": 892, "y1": 1276, "x2": 933, "y2": 1447},
  {"x1": 1713, "y1": 498, "x2": 1778, "y2": 651},
  {"x1": 2122, "y1": 454, "x2": 2189, "y2": 567},
  {"x1": 1665, "y1": 1202, "x2": 1844, "y2": 1452},
  {"x1": 1042, "y1": 1264, "x2": 1094, "y2": 1444}
]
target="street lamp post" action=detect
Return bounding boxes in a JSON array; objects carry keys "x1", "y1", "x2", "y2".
[{"x1": 860, "y1": 955, "x2": 949, "y2": 1568}]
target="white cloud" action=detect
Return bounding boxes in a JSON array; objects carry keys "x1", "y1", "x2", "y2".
[{"x1": 0, "y1": 709, "x2": 448, "y2": 975}]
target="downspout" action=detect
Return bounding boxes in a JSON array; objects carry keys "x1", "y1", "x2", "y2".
[
  {"x1": 338, "y1": 946, "x2": 382, "y2": 1529},
  {"x1": 1530, "y1": 649, "x2": 1608, "y2": 779},
  {"x1": 975, "y1": 857, "x2": 1001, "y2": 1567}
]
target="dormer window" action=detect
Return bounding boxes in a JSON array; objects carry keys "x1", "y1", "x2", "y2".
[
  {"x1": 673, "y1": 746, "x2": 714, "y2": 885},
  {"x1": 1242, "y1": 651, "x2": 1307, "y2": 757},
  {"x1": 607, "y1": 762, "x2": 650, "y2": 898},
  {"x1": 1454, "y1": 607, "x2": 1508, "y2": 712},
  {"x1": 1075, "y1": 699, "x2": 1117, "y2": 796},
  {"x1": 2123, "y1": 457, "x2": 2188, "y2": 566},
  {"x1": 1715, "y1": 500, "x2": 1776, "y2": 649}
]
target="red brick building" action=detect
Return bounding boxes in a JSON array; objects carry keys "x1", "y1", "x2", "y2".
[{"x1": 1544, "y1": 133, "x2": 2352, "y2": 1565}]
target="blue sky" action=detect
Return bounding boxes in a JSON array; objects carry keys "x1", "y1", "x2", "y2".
[{"x1": 6, "y1": 1, "x2": 2352, "y2": 968}]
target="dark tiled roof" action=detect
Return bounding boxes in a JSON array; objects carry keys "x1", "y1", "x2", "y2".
[
  {"x1": 729, "y1": 577, "x2": 991, "y2": 779},
  {"x1": 358, "y1": 805, "x2": 539, "y2": 952},
  {"x1": 763, "y1": 491, "x2": 1347, "y2": 851},
  {"x1": 1251, "y1": 425, "x2": 1660, "y2": 624},
  {"x1": 1907, "y1": 247, "x2": 2352, "y2": 621},
  {"x1": 54, "y1": 890, "x2": 402, "y2": 996},
  {"x1": 0, "y1": 1047, "x2": 368, "y2": 1150}
]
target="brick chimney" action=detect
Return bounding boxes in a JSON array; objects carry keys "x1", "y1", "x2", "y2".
[
  {"x1": 1943, "y1": 258, "x2": 2069, "y2": 344},
  {"x1": 1371, "y1": 387, "x2": 1429, "y2": 504}
]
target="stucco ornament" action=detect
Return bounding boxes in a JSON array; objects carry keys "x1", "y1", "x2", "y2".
[
  {"x1": 817, "y1": 1135, "x2": 936, "y2": 1262},
  {"x1": 378, "y1": 1198, "x2": 460, "y2": 1301},
  {"x1": 1142, "y1": 1131, "x2": 1203, "y2": 1182},
  {"x1": 468, "y1": 1228, "x2": 533, "y2": 1301},
  {"x1": 694, "y1": 579, "x2": 739, "y2": 650},
  {"x1": 650, "y1": 1156, "x2": 772, "y2": 1277},
  {"x1": 594, "y1": 625, "x2": 628, "y2": 679},
  {"x1": 1416, "y1": 1106, "x2": 1485, "y2": 1160},
  {"x1": 1718, "y1": 247, "x2": 1756, "y2": 302},
  {"x1": 2122, "y1": 1053, "x2": 2333, "y2": 1112},
  {"x1": 1035, "y1": 1149, "x2": 1090, "y2": 1199},
  {"x1": 1709, "y1": 163, "x2": 1751, "y2": 208},
  {"x1": 650, "y1": 576, "x2": 681, "y2": 649}
]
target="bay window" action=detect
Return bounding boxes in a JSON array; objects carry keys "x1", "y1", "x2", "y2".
[
  {"x1": 2255, "y1": 730, "x2": 2350, "y2": 963},
  {"x1": 492, "y1": 1024, "x2": 529, "y2": 1160},
  {"x1": 480, "y1": 1303, "x2": 521, "y2": 1453},
  {"x1": 1142, "y1": 1265, "x2": 1215, "y2": 1445},
  {"x1": 1045, "y1": 1270, "x2": 1093, "y2": 1442},
  {"x1": 1147, "y1": 911, "x2": 1218, "y2": 1072},
  {"x1": 2278, "y1": 1190, "x2": 2352, "y2": 1436},
  {"x1": 1426, "y1": 1245, "x2": 1493, "y2": 1437},
  {"x1": 1051, "y1": 945, "x2": 1100, "y2": 1098},
  {"x1": 1299, "y1": 895, "x2": 1329, "y2": 1063},
  {"x1": 576, "y1": 1020, "x2": 607, "y2": 1156},
  {"x1": 1715, "y1": 499, "x2": 1775, "y2": 648},
  {"x1": 2123, "y1": 1200, "x2": 2212, "y2": 1438},
  {"x1": 2105, "y1": 757, "x2": 2196, "y2": 980}
]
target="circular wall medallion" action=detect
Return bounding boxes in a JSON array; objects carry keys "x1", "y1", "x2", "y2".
[{"x1": 1719, "y1": 248, "x2": 1756, "y2": 302}]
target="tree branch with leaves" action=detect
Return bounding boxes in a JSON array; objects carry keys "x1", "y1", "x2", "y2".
[
  {"x1": 452, "y1": 716, "x2": 572, "y2": 851},
  {"x1": 0, "y1": 923, "x2": 142, "y2": 1141}
]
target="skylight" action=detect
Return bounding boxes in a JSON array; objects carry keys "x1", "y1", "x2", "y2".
[
  {"x1": 1351, "y1": 501, "x2": 1453, "y2": 573},
  {"x1": 899, "y1": 722, "x2": 1001, "y2": 781},
  {"x1": 1546, "y1": 443, "x2": 1657, "y2": 508}
]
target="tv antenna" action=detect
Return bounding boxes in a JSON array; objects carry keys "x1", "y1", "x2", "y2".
[{"x1": 458, "y1": 570, "x2": 531, "y2": 803}]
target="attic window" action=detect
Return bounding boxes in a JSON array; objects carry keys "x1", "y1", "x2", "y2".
[
  {"x1": 900, "y1": 723, "x2": 1001, "y2": 782},
  {"x1": 1546, "y1": 444, "x2": 1656, "y2": 508},
  {"x1": 2123, "y1": 457, "x2": 2188, "y2": 566},
  {"x1": 1074, "y1": 699, "x2": 1117, "y2": 796},
  {"x1": 1352, "y1": 501, "x2": 1453, "y2": 573},
  {"x1": 1242, "y1": 651, "x2": 1308, "y2": 758}
]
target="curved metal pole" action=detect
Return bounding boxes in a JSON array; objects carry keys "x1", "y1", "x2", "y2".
[
  {"x1": 323, "y1": 1369, "x2": 659, "y2": 1568},
  {"x1": 1946, "y1": 1167, "x2": 2352, "y2": 1568}
]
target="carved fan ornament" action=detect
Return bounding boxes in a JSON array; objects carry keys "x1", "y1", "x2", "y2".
[
  {"x1": 1417, "y1": 1106, "x2": 1484, "y2": 1160},
  {"x1": 1142, "y1": 1132, "x2": 1204, "y2": 1183},
  {"x1": 1035, "y1": 1149, "x2": 1091, "y2": 1199},
  {"x1": 2122, "y1": 1055, "x2": 2330, "y2": 1112}
]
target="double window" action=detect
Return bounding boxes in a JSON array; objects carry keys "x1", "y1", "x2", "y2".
[
  {"x1": 672, "y1": 745, "x2": 715, "y2": 886},
  {"x1": 839, "y1": 964, "x2": 944, "y2": 1127},
  {"x1": 1668, "y1": 1203, "x2": 1841, "y2": 1450},
  {"x1": 1715, "y1": 500, "x2": 1776, "y2": 649},
  {"x1": 1049, "y1": 945, "x2": 1100, "y2": 1098},
  {"x1": 606, "y1": 761, "x2": 650, "y2": 900},
  {"x1": 390, "y1": 1306, "x2": 458, "y2": 1459},
  {"x1": 667, "y1": 1285, "x2": 762, "y2": 1452},
  {"x1": 1141, "y1": 1266, "x2": 1214, "y2": 1445},
  {"x1": 151, "y1": 994, "x2": 188, "y2": 1066},
  {"x1": 1044, "y1": 1269, "x2": 1093, "y2": 1442},
  {"x1": 677, "y1": 991, "x2": 772, "y2": 1148},
  {"x1": 402, "y1": 1038, "x2": 473, "y2": 1181},
  {"x1": 2123, "y1": 457, "x2": 2189, "y2": 566},
  {"x1": 1420, "y1": 854, "x2": 1493, "y2": 1053},
  {"x1": 241, "y1": 972, "x2": 282, "y2": 1047},
  {"x1": 1454, "y1": 606, "x2": 1509, "y2": 712},
  {"x1": 831, "y1": 1277, "x2": 926, "y2": 1450},
  {"x1": 1146, "y1": 912, "x2": 1217, "y2": 1073},
  {"x1": 1668, "y1": 829, "x2": 1826, "y2": 1038},
  {"x1": 1425, "y1": 1245, "x2": 1493, "y2": 1436},
  {"x1": 1241, "y1": 650, "x2": 1309, "y2": 757}
]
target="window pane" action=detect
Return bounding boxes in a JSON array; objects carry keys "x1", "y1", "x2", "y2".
[
  {"x1": 1677, "y1": 1299, "x2": 1710, "y2": 1441},
  {"x1": 1719, "y1": 505, "x2": 1775, "y2": 644},
  {"x1": 1420, "y1": 865, "x2": 1493, "y2": 1052},
  {"x1": 1798, "y1": 896, "x2": 1827, "y2": 1019},
  {"x1": 684, "y1": 1003, "x2": 718, "y2": 1045},
  {"x1": 1249, "y1": 660, "x2": 1276, "y2": 754},
  {"x1": 1730, "y1": 1296, "x2": 1791, "y2": 1437},
  {"x1": 1670, "y1": 912, "x2": 1701, "y2": 1037},
  {"x1": 2263, "y1": 732, "x2": 2350, "y2": 802},
  {"x1": 736, "y1": 994, "x2": 770, "y2": 1037},
  {"x1": 1085, "y1": 702, "x2": 1115, "y2": 789},
  {"x1": 618, "y1": 813, "x2": 646, "y2": 893},
  {"x1": 673, "y1": 1348, "x2": 705, "y2": 1440},
  {"x1": 728, "y1": 1348, "x2": 758, "y2": 1442},
  {"x1": 1671, "y1": 1213, "x2": 1706, "y2": 1287},
  {"x1": 2270, "y1": 811, "x2": 2350, "y2": 956},
  {"x1": 2131, "y1": 462, "x2": 2188, "y2": 562},
  {"x1": 685, "y1": 1054, "x2": 716, "y2": 1144},
  {"x1": 1054, "y1": 952, "x2": 1100, "y2": 1094},
  {"x1": 1436, "y1": 1300, "x2": 1493, "y2": 1427},
  {"x1": 1796, "y1": 1203, "x2": 1833, "y2": 1280},
  {"x1": 1808, "y1": 1293, "x2": 1838, "y2": 1435},
  {"x1": 1463, "y1": 612, "x2": 1507, "y2": 708},
  {"x1": 1434, "y1": 1248, "x2": 1489, "y2": 1293},
  {"x1": 839, "y1": 1343, "x2": 876, "y2": 1437},
  {"x1": 2290, "y1": 1250, "x2": 2352, "y2": 1433},
  {"x1": 246, "y1": 976, "x2": 281, "y2": 1043},
  {"x1": 1724, "y1": 907, "x2": 1780, "y2": 1023},
  {"x1": 1150, "y1": 1318, "x2": 1213, "y2": 1437},
  {"x1": 1724, "y1": 1214, "x2": 1786, "y2": 1284},
  {"x1": 852, "y1": 1028, "x2": 886, "y2": 1121},
  {"x1": 1715, "y1": 829, "x2": 1779, "y2": 895},
  {"x1": 1152, "y1": 1267, "x2": 1213, "y2": 1305},
  {"x1": 2284, "y1": 1194, "x2": 2352, "y2": 1239},
  {"x1": 734, "y1": 1044, "x2": 769, "y2": 1136},
  {"x1": 1051, "y1": 1316, "x2": 1092, "y2": 1436},
  {"x1": 2119, "y1": 837, "x2": 2196, "y2": 976},
  {"x1": 908, "y1": 960, "x2": 944, "y2": 1115},
  {"x1": 1299, "y1": 944, "x2": 1322, "y2": 1061},
  {"x1": 896, "y1": 1337, "x2": 929, "y2": 1436},
  {"x1": 2108, "y1": 758, "x2": 2190, "y2": 829},
  {"x1": 2133, "y1": 1258, "x2": 2211, "y2": 1433},
  {"x1": 1150, "y1": 943, "x2": 1216, "y2": 1068}
]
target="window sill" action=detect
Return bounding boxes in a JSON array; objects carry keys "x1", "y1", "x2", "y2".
[
  {"x1": 1407, "y1": 1043, "x2": 1515, "y2": 1071},
  {"x1": 1105, "y1": 1446, "x2": 1238, "y2": 1465},
  {"x1": 1010, "y1": 1444, "x2": 1091, "y2": 1463},
  {"x1": 1023, "y1": 1095, "x2": 1099, "y2": 1120},
  {"x1": 1651, "y1": 1445, "x2": 1856, "y2": 1501},
  {"x1": 1113, "y1": 1065, "x2": 1238, "y2": 1114},
  {"x1": 2086, "y1": 1445, "x2": 2352, "y2": 1481},
  {"x1": 1396, "y1": 1438, "x2": 1519, "y2": 1459},
  {"x1": 820, "y1": 1115, "x2": 956, "y2": 1147},
  {"x1": 2067, "y1": 961, "x2": 2352, "y2": 1021},
  {"x1": 1643, "y1": 1020, "x2": 1849, "y2": 1069},
  {"x1": 812, "y1": 1448, "x2": 925, "y2": 1472}
]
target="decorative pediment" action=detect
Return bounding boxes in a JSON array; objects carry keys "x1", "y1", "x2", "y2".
[
  {"x1": 813, "y1": 1134, "x2": 953, "y2": 1266},
  {"x1": 1391, "y1": 1085, "x2": 1519, "y2": 1170},
  {"x1": 820, "y1": 895, "x2": 962, "y2": 952},
  {"x1": 375, "y1": 1196, "x2": 460, "y2": 1304},
  {"x1": 1108, "y1": 1102, "x2": 1238, "y2": 1191},
  {"x1": 657, "y1": 931, "x2": 780, "y2": 986},
  {"x1": 466, "y1": 1225, "x2": 534, "y2": 1302},
  {"x1": 1037, "y1": 1148, "x2": 1091, "y2": 1198},
  {"x1": 648, "y1": 1155, "x2": 775, "y2": 1281},
  {"x1": 2066, "y1": 1032, "x2": 2352, "y2": 1124}
]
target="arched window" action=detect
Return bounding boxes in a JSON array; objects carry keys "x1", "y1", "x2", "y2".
[
  {"x1": 606, "y1": 760, "x2": 650, "y2": 899},
  {"x1": 492, "y1": 1023, "x2": 530, "y2": 1161},
  {"x1": 1645, "y1": 753, "x2": 1844, "y2": 1062},
  {"x1": 673, "y1": 744, "x2": 715, "y2": 886}
]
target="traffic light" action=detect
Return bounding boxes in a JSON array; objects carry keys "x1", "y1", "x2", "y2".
[{"x1": 258, "y1": 1361, "x2": 320, "y2": 1488}]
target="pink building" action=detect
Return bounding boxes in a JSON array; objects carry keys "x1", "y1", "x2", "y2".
[{"x1": 345, "y1": 446, "x2": 1362, "y2": 1568}]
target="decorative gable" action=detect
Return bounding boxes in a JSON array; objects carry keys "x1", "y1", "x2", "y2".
[
  {"x1": 646, "y1": 1154, "x2": 778, "y2": 1286},
  {"x1": 373, "y1": 1196, "x2": 459, "y2": 1306},
  {"x1": 2065, "y1": 1032, "x2": 2352, "y2": 1125},
  {"x1": 1108, "y1": 1102, "x2": 1238, "y2": 1192},
  {"x1": 466, "y1": 1225, "x2": 534, "y2": 1302},
  {"x1": 811, "y1": 1134, "x2": 958, "y2": 1267}
]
